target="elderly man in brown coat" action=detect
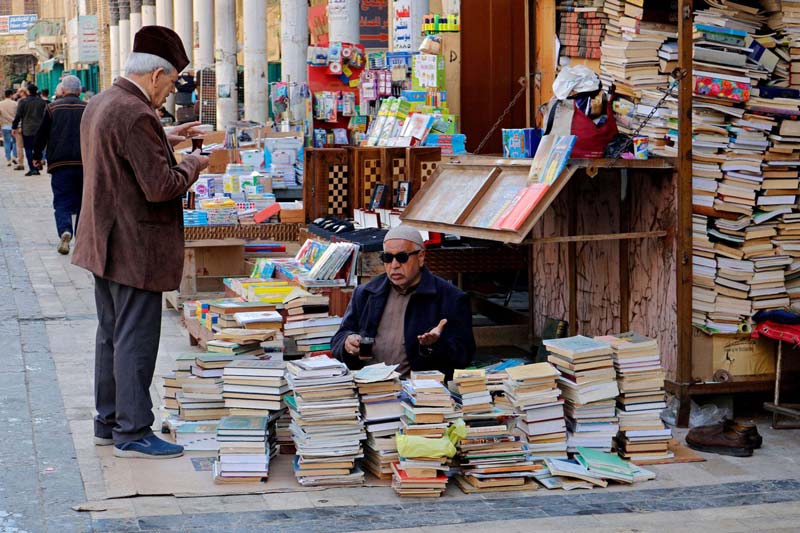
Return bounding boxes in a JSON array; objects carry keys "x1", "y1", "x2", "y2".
[{"x1": 73, "y1": 26, "x2": 208, "y2": 458}]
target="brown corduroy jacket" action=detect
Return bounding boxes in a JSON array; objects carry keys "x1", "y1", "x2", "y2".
[{"x1": 72, "y1": 78, "x2": 203, "y2": 292}]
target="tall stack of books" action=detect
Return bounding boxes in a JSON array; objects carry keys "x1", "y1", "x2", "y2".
[
  {"x1": 557, "y1": 0, "x2": 607, "y2": 59},
  {"x1": 393, "y1": 379, "x2": 456, "y2": 497},
  {"x1": 544, "y1": 336, "x2": 619, "y2": 453},
  {"x1": 354, "y1": 363, "x2": 403, "y2": 479},
  {"x1": 222, "y1": 360, "x2": 288, "y2": 416},
  {"x1": 213, "y1": 415, "x2": 272, "y2": 483},
  {"x1": 451, "y1": 369, "x2": 539, "y2": 491},
  {"x1": 594, "y1": 332, "x2": 673, "y2": 461},
  {"x1": 285, "y1": 357, "x2": 366, "y2": 486},
  {"x1": 503, "y1": 363, "x2": 566, "y2": 459}
]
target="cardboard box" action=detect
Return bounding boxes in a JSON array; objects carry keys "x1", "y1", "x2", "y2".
[
  {"x1": 691, "y1": 327, "x2": 776, "y2": 380},
  {"x1": 280, "y1": 209, "x2": 305, "y2": 224}
]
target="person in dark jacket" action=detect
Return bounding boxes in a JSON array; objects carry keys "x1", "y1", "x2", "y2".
[
  {"x1": 331, "y1": 226, "x2": 475, "y2": 380},
  {"x1": 12, "y1": 83, "x2": 48, "y2": 176},
  {"x1": 32, "y1": 76, "x2": 88, "y2": 254}
]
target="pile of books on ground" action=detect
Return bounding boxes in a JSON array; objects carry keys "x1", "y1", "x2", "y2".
[
  {"x1": 545, "y1": 336, "x2": 619, "y2": 453},
  {"x1": 503, "y1": 362, "x2": 567, "y2": 460},
  {"x1": 354, "y1": 363, "x2": 403, "y2": 479},
  {"x1": 393, "y1": 373, "x2": 455, "y2": 497},
  {"x1": 213, "y1": 415, "x2": 275, "y2": 483},
  {"x1": 596, "y1": 332, "x2": 673, "y2": 461},
  {"x1": 285, "y1": 357, "x2": 366, "y2": 486},
  {"x1": 282, "y1": 289, "x2": 338, "y2": 356},
  {"x1": 222, "y1": 360, "x2": 288, "y2": 416},
  {"x1": 175, "y1": 420, "x2": 219, "y2": 451},
  {"x1": 557, "y1": 0, "x2": 606, "y2": 59},
  {"x1": 537, "y1": 446, "x2": 654, "y2": 490},
  {"x1": 450, "y1": 369, "x2": 539, "y2": 492}
]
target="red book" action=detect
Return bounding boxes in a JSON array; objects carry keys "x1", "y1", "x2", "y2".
[
  {"x1": 254, "y1": 203, "x2": 281, "y2": 223},
  {"x1": 493, "y1": 183, "x2": 550, "y2": 231}
]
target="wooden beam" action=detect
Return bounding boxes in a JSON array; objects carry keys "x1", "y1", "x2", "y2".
[
  {"x1": 527, "y1": 230, "x2": 667, "y2": 245},
  {"x1": 676, "y1": 0, "x2": 694, "y2": 385},
  {"x1": 532, "y1": 0, "x2": 556, "y2": 123},
  {"x1": 568, "y1": 182, "x2": 578, "y2": 336},
  {"x1": 620, "y1": 173, "x2": 631, "y2": 332}
]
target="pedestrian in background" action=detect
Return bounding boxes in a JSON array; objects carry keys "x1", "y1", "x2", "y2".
[
  {"x1": 40, "y1": 88, "x2": 50, "y2": 101},
  {"x1": 73, "y1": 26, "x2": 208, "y2": 459},
  {"x1": 12, "y1": 84, "x2": 47, "y2": 176},
  {"x1": 0, "y1": 89, "x2": 20, "y2": 168},
  {"x1": 32, "y1": 75, "x2": 87, "y2": 255}
]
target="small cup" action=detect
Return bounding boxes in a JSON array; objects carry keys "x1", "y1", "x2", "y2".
[
  {"x1": 359, "y1": 336, "x2": 375, "y2": 358},
  {"x1": 191, "y1": 136, "x2": 204, "y2": 152}
]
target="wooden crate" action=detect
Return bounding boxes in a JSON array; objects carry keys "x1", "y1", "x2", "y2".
[
  {"x1": 180, "y1": 239, "x2": 246, "y2": 295},
  {"x1": 303, "y1": 148, "x2": 352, "y2": 222}
]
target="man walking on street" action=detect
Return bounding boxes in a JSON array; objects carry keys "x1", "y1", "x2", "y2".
[
  {"x1": 12, "y1": 84, "x2": 47, "y2": 176},
  {"x1": 0, "y1": 89, "x2": 20, "y2": 168},
  {"x1": 72, "y1": 26, "x2": 208, "y2": 459},
  {"x1": 33, "y1": 75, "x2": 87, "y2": 255}
]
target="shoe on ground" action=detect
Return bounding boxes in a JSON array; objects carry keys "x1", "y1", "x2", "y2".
[
  {"x1": 94, "y1": 436, "x2": 114, "y2": 446},
  {"x1": 686, "y1": 423, "x2": 754, "y2": 457},
  {"x1": 30, "y1": 170, "x2": 40, "y2": 175},
  {"x1": 5, "y1": 160, "x2": 10, "y2": 166},
  {"x1": 113, "y1": 435, "x2": 184, "y2": 459},
  {"x1": 723, "y1": 418, "x2": 763, "y2": 449},
  {"x1": 24, "y1": 170, "x2": 33, "y2": 176},
  {"x1": 14, "y1": 165, "x2": 24, "y2": 170},
  {"x1": 57, "y1": 232, "x2": 72, "y2": 255}
]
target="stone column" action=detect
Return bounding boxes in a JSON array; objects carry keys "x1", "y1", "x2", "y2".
[
  {"x1": 142, "y1": 0, "x2": 156, "y2": 25},
  {"x1": 156, "y1": 0, "x2": 173, "y2": 27},
  {"x1": 109, "y1": 0, "x2": 120, "y2": 80},
  {"x1": 243, "y1": 0, "x2": 267, "y2": 123},
  {"x1": 118, "y1": 0, "x2": 130, "y2": 71},
  {"x1": 192, "y1": 0, "x2": 214, "y2": 69},
  {"x1": 173, "y1": 0, "x2": 194, "y2": 71},
  {"x1": 215, "y1": 0, "x2": 237, "y2": 128},
  {"x1": 327, "y1": 0, "x2": 359, "y2": 44},
  {"x1": 130, "y1": 0, "x2": 142, "y2": 45},
  {"x1": 280, "y1": 0, "x2": 308, "y2": 83}
]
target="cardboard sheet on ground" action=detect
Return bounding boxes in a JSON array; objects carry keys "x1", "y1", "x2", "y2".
[
  {"x1": 630, "y1": 439, "x2": 705, "y2": 466},
  {"x1": 94, "y1": 447, "x2": 390, "y2": 499}
]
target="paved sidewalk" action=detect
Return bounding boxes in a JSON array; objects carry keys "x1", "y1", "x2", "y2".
[{"x1": 2, "y1": 165, "x2": 800, "y2": 532}]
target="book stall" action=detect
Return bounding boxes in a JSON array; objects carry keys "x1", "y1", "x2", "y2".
[{"x1": 139, "y1": 0, "x2": 800, "y2": 505}]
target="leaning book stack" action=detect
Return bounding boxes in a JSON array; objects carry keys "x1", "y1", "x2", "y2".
[
  {"x1": 213, "y1": 415, "x2": 272, "y2": 484},
  {"x1": 502, "y1": 363, "x2": 566, "y2": 460},
  {"x1": 354, "y1": 363, "x2": 403, "y2": 479},
  {"x1": 393, "y1": 379, "x2": 457, "y2": 497},
  {"x1": 286, "y1": 357, "x2": 366, "y2": 486},
  {"x1": 545, "y1": 336, "x2": 619, "y2": 453},
  {"x1": 595, "y1": 332, "x2": 673, "y2": 461}
]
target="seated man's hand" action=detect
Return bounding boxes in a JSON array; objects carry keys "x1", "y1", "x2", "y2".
[
  {"x1": 33, "y1": 160, "x2": 42, "y2": 169},
  {"x1": 345, "y1": 334, "x2": 362, "y2": 356},
  {"x1": 418, "y1": 319, "x2": 447, "y2": 347}
]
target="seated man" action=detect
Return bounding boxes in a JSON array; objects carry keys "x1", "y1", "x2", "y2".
[{"x1": 331, "y1": 226, "x2": 475, "y2": 379}]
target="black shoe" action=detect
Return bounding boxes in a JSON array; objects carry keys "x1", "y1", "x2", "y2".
[
  {"x1": 30, "y1": 170, "x2": 40, "y2": 175},
  {"x1": 24, "y1": 170, "x2": 33, "y2": 176}
]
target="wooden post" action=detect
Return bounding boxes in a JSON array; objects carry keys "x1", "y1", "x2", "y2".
[
  {"x1": 568, "y1": 179, "x2": 578, "y2": 335},
  {"x1": 619, "y1": 171, "x2": 630, "y2": 332},
  {"x1": 533, "y1": 0, "x2": 556, "y2": 125}
]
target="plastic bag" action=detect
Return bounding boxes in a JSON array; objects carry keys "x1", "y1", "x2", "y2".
[
  {"x1": 552, "y1": 65, "x2": 601, "y2": 100},
  {"x1": 419, "y1": 35, "x2": 442, "y2": 55},
  {"x1": 395, "y1": 419, "x2": 466, "y2": 459},
  {"x1": 661, "y1": 397, "x2": 732, "y2": 428}
]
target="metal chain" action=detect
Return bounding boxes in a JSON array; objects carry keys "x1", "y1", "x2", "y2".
[{"x1": 474, "y1": 77, "x2": 529, "y2": 155}]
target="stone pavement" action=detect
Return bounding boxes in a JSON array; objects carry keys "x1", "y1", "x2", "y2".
[{"x1": 2, "y1": 164, "x2": 800, "y2": 532}]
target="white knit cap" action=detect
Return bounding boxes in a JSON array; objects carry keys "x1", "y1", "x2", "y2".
[{"x1": 384, "y1": 225, "x2": 424, "y2": 248}]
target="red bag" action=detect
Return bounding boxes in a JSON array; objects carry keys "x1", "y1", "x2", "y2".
[{"x1": 544, "y1": 95, "x2": 618, "y2": 158}]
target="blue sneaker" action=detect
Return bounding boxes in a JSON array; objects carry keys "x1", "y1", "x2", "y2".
[{"x1": 113, "y1": 435, "x2": 184, "y2": 459}]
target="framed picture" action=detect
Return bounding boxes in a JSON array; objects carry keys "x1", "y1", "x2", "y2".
[
  {"x1": 369, "y1": 183, "x2": 386, "y2": 211},
  {"x1": 395, "y1": 180, "x2": 410, "y2": 208}
]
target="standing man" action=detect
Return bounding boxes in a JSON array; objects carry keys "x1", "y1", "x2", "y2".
[
  {"x1": 0, "y1": 89, "x2": 20, "y2": 168},
  {"x1": 32, "y1": 75, "x2": 87, "y2": 255},
  {"x1": 12, "y1": 84, "x2": 47, "y2": 176},
  {"x1": 72, "y1": 26, "x2": 209, "y2": 459}
]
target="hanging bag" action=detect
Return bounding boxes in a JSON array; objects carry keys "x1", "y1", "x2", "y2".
[{"x1": 543, "y1": 92, "x2": 618, "y2": 158}]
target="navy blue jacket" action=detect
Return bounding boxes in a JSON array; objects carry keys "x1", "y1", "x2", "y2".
[{"x1": 331, "y1": 267, "x2": 475, "y2": 379}]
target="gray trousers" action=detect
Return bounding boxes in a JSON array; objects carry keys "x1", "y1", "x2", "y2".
[{"x1": 93, "y1": 276, "x2": 163, "y2": 444}]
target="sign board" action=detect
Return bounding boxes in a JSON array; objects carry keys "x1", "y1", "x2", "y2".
[
  {"x1": 391, "y1": 0, "x2": 412, "y2": 51},
  {"x1": 360, "y1": 0, "x2": 388, "y2": 49},
  {"x1": 7, "y1": 14, "x2": 37, "y2": 34},
  {"x1": 68, "y1": 16, "x2": 99, "y2": 65}
]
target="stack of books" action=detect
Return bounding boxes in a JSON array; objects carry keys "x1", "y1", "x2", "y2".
[
  {"x1": 503, "y1": 363, "x2": 566, "y2": 459},
  {"x1": 285, "y1": 357, "x2": 366, "y2": 486},
  {"x1": 222, "y1": 360, "x2": 288, "y2": 416},
  {"x1": 448, "y1": 369, "x2": 493, "y2": 414},
  {"x1": 545, "y1": 336, "x2": 619, "y2": 453},
  {"x1": 206, "y1": 339, "x2": 265, "y2": 357},
  {"x1": 557, "y1": 0, "x2": 607, "y2": 59},
  {"x1": 595, "y1": 332, "x2": 673, "y2": 461},
  {"x1": 354, "y1": 363, "x2": 403, "y2": 479},
  {"x1": 213, "y1": 415, "x2": 272, "y2": 483},
  {"x1": 283, "y1": 316, "x2": 343, "y2": 357},
  {"x1": 393, "y1": 379, "x2": 457, "y2": 497},
  {"x1": 232, "y1": 310, "x2": 283, "y2": 331}
]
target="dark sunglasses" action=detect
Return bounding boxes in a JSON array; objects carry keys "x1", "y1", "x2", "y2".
[{"x1": 379, "y1": 250, "x2": 421, "y2": 264}]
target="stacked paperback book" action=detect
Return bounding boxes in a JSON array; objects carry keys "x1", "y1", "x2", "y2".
[
  {"x1": 222, "y1": 360, "x2": 288, "y2": 416},
  {"x1": 545, "y1": 336, "x2": 620, "y2": 453},
  {"x1": 393, "y1": 377, "x2": 456, "y2": 497},
  {"x1": 213, "y1": 415, "x2": 274, "y2": 483},
  {"x1": 283, "y1": 289, "x2": 338, "y2": 356},
  {"x1": 503, "y1": 362, "x2": 567, "y2": 459},
  {"x1": 451, "y1": 369, "x2": 539, "y2": 492},
  {"x1": 354, "y1": 363, "x2": 403, "y2": 479},
  {"x1": 596, "y1": 332, "x2": 673, "y2": 461},
  {"x1": 285, "y1": 357, "x2": 366, "y2": 486},
  {"x1": 557, "y1": 0, "x2": 607, "y2": 59}
]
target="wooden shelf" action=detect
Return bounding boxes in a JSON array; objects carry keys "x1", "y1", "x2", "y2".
[
  {"x1": 666, "y1": 377, "x2": 775, "y2": 396},
  {"x1": 527, "y1": 230, "x2": 668, "y2": 245}
]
